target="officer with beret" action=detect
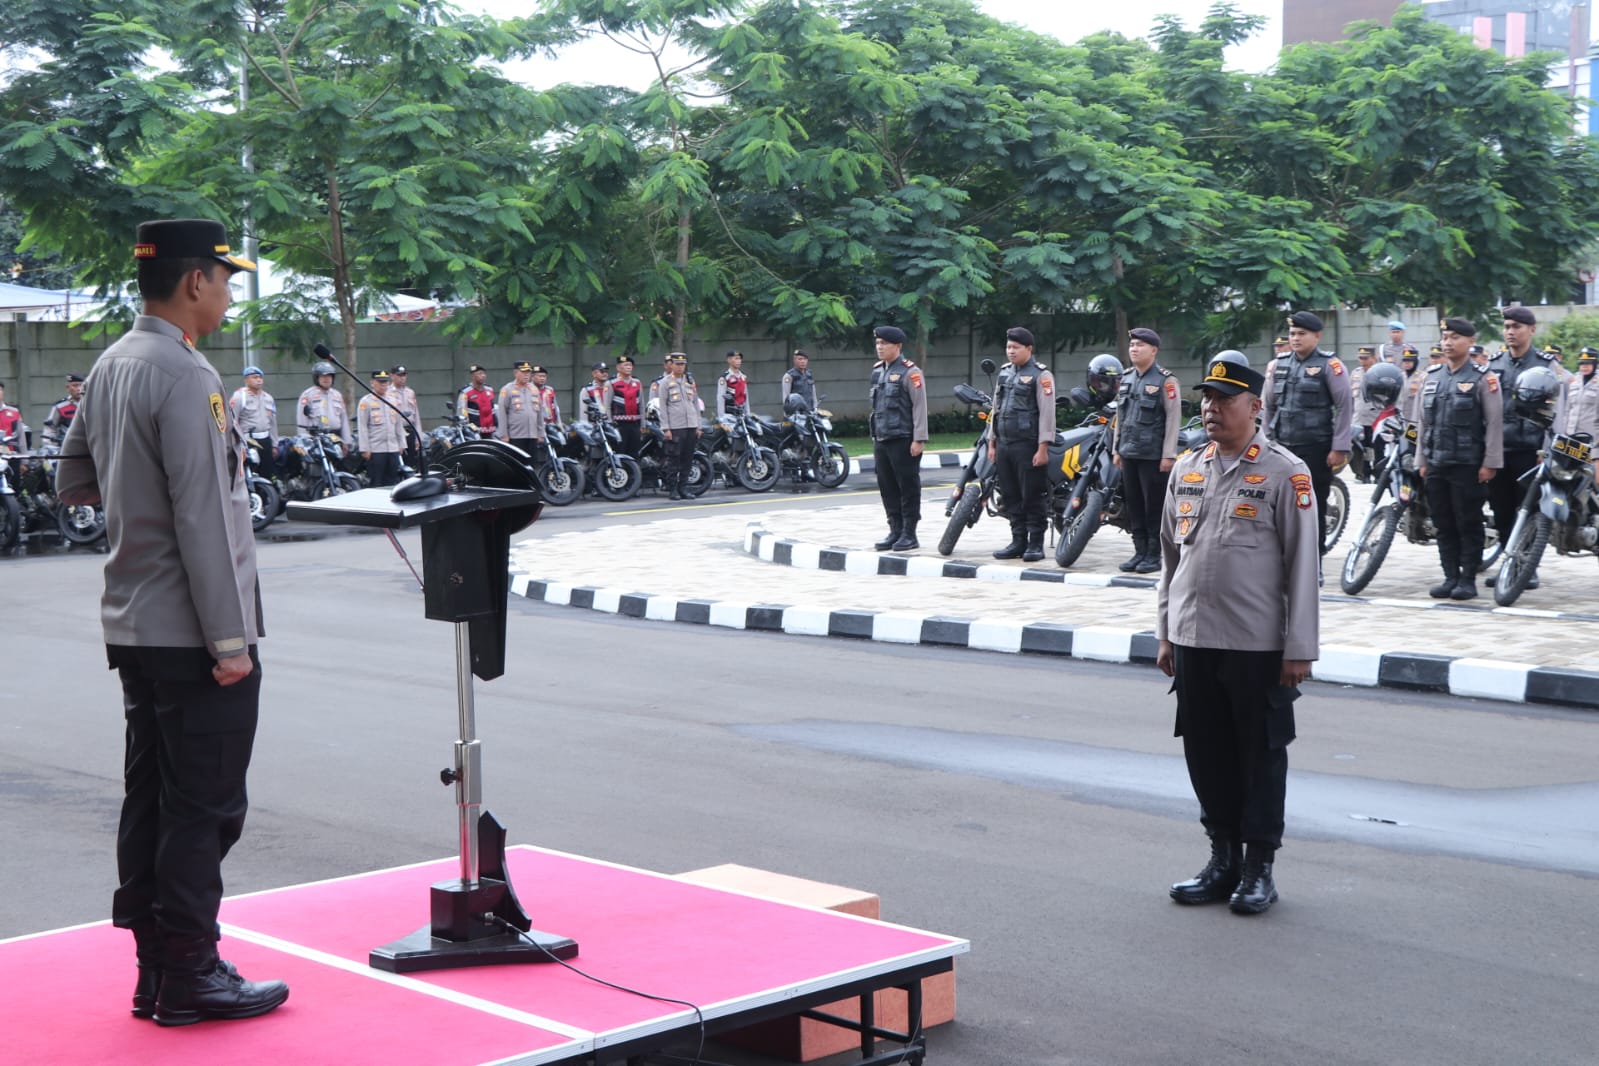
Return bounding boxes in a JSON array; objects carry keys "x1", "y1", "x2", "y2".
[
  {"x1": 782, "y1": 349, "x2": 818, "y2": 410},
  {"x1": 579, "y1": 362, "x2": 612, "y2": 424},
  {"x1": 1485, "y1": 306, "x2": 1564, "y2": 590},
  {"x1": 985, "y1": 327, "x2": 1056, "y2": 561},
  {"x1": 1379, "y1": 320, "x2": 1408, "y2": 365},
  {"x1": 1562, "y1": 348, "x2": 1599, "y2": 478},
  {"x1": 868, "y1": 326, "x2": 929, "y2": 550},
  {"x1": 1418, "y1": 318, "x2": 1504, "y2": 600},
  {"x1": 1157, "y1": 351, "x2": 1319, "y2": 917},
  {"x1": 42, "y1": 372, "x2": 85, "y2": 446},
  {"x1": 229, "y1": 366, "x2": 278, "y2": 479},
  {"x1": 1113, "y1": 327, "x2": 1181, "y2": 572},
  {"x1": 657, "y1": 353, "x2": 702, "y2": 499},
  {"x1": 717, "y1": 349, "x2": 749, "y2": 419},
  {"x1": 356, "y1": 369, "x2": 406, "y2": 486},
  {"x1": 609, "y1": 355, "x2": 645, "y2": 456},
  {"x1": 457, "y1": 363, "x2": 496, "y2": 437},
  {"x1": 1262, "y1": 311, "x2": 1354, "y2": 554},
  {"x1": 496, "y1": 360, "x2": 545, "y2": 454},
  {"x1": 54, "y1": 218, "x2": 288, "y2": 1024}
]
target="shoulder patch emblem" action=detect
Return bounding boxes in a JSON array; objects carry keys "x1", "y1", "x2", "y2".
[
  {"x1": 1291, "y1": 472, "x2": 1313, "y2": 510},
  {"x1": 1178, "y1": 501, "x2": 1194, "y2": 515},
  {"x1": 209, "y1": 393, "x2": 226, "y2": 434},
  {"x1": 1243, "y1": 473, "x2": 1267, "y2": 485},
  {"x1": 1165, "y1": 379, "x2": 1178, "y2": 400},
  {"x1": 1181, "y1": 471, "x2": 1206, "y2": 484},
  {"x1": 1233, "y1": 503, "x2": 1259, "y2": 518},
  {"x1": 1178, "y1": 516, "x2": 1192, "y2": 537},
  {"x1": 1243, "y1": 443, "x2": 1261, "y2": 461},
  {"x1": 1330, "y1": 358, "x2": 1345, "y2": 376},
  {"x1": 1041, "y1": 378, "x2": 1053, "y2": 397},
  {"x1": 1487, "y1": 374, "x2": 1500, "y2": 394},
  {"x1": 909, "y1": 372, "x2": 923, "y2": 389}
]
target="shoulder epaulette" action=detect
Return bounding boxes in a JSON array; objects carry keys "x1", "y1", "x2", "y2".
[{"x1": 1426, "y1": 363, "x2": 1443, "y2": 373}]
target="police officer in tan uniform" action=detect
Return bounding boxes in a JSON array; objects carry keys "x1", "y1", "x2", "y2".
[
  {"x1": 55, "y1": 218, "x2": 288, "y2": 1025},
  {"x1": 1563, "y1": 347, "x2": 1599, "y2": 454},
  {"x1": 356, "y1": 369, "x2": 407, "y2": 486},
  {"x1": 495, "y1": 360, "x2": 545, "y2": 453},
  {"x1": 657, "y1": 353, "x2": 702, "y2": 499},
  {"x1": 1157, "y1": 351, "x2": 1319, "y2": 917},
  {"x1": 296, "y1": 361, "x2": 350, "y2": 440},
  {"x1": 987, "y1": 326, "x2": 1056, "y2": 562},
  {"x1": 229, "y1": 366, "x2": 277, "y2": 478},
  {"x1": 387, "y1": 364, "x2": 421, "y2": 465}
]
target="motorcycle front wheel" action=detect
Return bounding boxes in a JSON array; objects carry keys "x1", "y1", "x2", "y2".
[
  {"x1": 735, "y1": 448, "x2": 780, "y2": 492},
  {"x1": 683, "y1": 454, "x2": 713, "y2": 498},
  {"x1": 814, "y1": 443, "x2": 850, "y2": 489},
  {"x1": 1340, "y1": 501, "x2": 1400, "y2": 595},
  {"x1": 1322, "y1": 475, "x2": 1350, "y2": 554},
  {"x1": 539, "y1": 457, "x2": 585, "y2": 506},
  {"x1": 249, "y1": 477, "x2": 281, "y2": 533},
  {"x1": 1055, "y1": 487, "x2": 1105, "y2": 568},
  {"x1": 57, "y1": 502, "x2": 106, "y2": 545},
  {"x1": 937, "y1": 482, "x2": 982, "y2": 557},
  {"x1": 595, "y1": 456, "x2": 642, "y2": 501},
  {"x1": 0, "y1": 494, "x2": 20, "y2": 550},
  {"x1": 1493, "y1": 512, "x2": 1551, "y2": 607}
]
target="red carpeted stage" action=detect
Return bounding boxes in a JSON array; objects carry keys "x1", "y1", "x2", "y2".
[{"x1": 0, "y1": 845, "x2": 967, "y2": 1065}]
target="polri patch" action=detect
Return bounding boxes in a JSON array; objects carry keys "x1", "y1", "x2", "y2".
[
  {"x1": 209, "y1": 393, "x2": 226, "y2": 434},
  {"x1": 1291, "y1": 472, "x2": 1313, "y2": 510},
  {"x1": 1233, "y1": 503, "x2": 1259, "y2": 518},
  {"x1": 1330, "y1": 358, "x2": 1345, "y2": 376},
  {"x1": 1165, "y1": 379, "x2": 1178, "y2": 400},
  {"x1": 1243, "y1": 474, "x2": 1267, "y2": 485},
  {"x1": 1181, "y1": 471, "x2": 1206, "y2": 484}
]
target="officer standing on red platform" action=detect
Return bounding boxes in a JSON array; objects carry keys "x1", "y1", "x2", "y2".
[
  {"x1": 1418, "y1": 318, "x2": 1503, "y2": 601},
  {"x1": 42, "y1": 372, "x2": 84, "y2": 446},
  {"x1": 1261, "y1": 311, "x2": 1353, "y2": 554},
  {"x1": 55, "y1": 218, "x2": 288, "y2": 1025},
  {"x1": 457, "y1": 363, "x2": 496, "y2": 437},
  {"x1": 868, "y1": 326, "x2": 929, "y2": 551},
  {"x1": 1113, "y1": 327, "x2": 1181, "y2": 573},
  {"x1": 987, "y1": 327, "x2": 1056, "y2": 562},
  {"x1": 609, "y1": 355, "x2": 645, "y2": 456},
  {"x1": 1157, "y1": 351, "x2": 1319, "y2": 917}
]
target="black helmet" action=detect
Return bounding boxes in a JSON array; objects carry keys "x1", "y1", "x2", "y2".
[
  {"x1": 1209, "y1": 349, "x2": 1249, "y2": 371},
  {"x1": 1086, "y1": 354, "x2": 1123, "y2": 404},
  {"x1": 1511, "y1": 366, "x2": 1562, "y2": 428},
  {"x1": 1361, "y1": 362, "x2": 1404, "y2": 406},
  {"x1": 312, "y1": 361, "x2": 336, "y2": 379},
  {"x1": 783, "y1": 392, "x2": 809, "y2": 417}
]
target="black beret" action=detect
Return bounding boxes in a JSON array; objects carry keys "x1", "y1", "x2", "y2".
[
  {"x1": 468, "y1": 363, "x2": 486, "y2": 373},
  {"x1": 1502, "y1": 306, "x2": 1537, "y2": 326},
  {"x1": 616, "y1": 354, "x2": 634, "y2": 364},
  {"x1": 1441, "y1": 317, "x2": 1476, "y2": 337},
  {"x1": 874, "y1": 325, "x2": 907, "y2": 344},
  {"x1": 1128, "y1": 327, "x2": 1161, "y2": 348},
  {"x1": 1288, "y1": 311, "x2": 1324, "y2": 332},
  {"x1": 66, "y1": 373, "x2": 86, "y2": 383},
  {"x1": 1006, "y1": 326, "x2": 1035, "y2": 347},
  {"x1": 529, "y1": 364, "x2": 547, "y2": 374}
]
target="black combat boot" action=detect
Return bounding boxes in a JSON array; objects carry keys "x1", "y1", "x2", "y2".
[
  {"x1": 1118, "y1": 533, "x2": 1145, "y2": 572},
  {"x1": 1428, "y1": 556, "x2": 1459, "y2": 599},
  {"x1": 891, "y1": 522, "x2": 919, "y2": 551},
  {"x1": 1135, "y1": 536, "x2": 1163, "y2": 574},
  {"x1": 993, "y1": 526, "x2": 1027, "y2": 559},
  {"x1": 1228, "y1": 849, "x2": 1278, "y2": 915},
  {"x1": 1451, "y1": 551, "x2": 1481, "y2": 600},
  {"x1": 1169, "y1": 838, "x2": 1242, "y2": 905},
  {"x1": 154, "y1": 940, "x2": 289, "y2": 1027},
  {"x1": 129, "y1": 923, "x2": 163, "y2": 1020},
  {"x1": 874, "y1": 524, "x2": 902, "y2": 551},
  {"x1": 1021, "y1": 529, "x2": 1045, "y2": 562}
]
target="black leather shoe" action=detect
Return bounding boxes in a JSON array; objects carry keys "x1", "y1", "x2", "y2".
[
  {"x1": 874, "y1": 530, "x2": 902, "y2": 551},
  {"x1": 131, "y1": 966, "x2": 161, "y2": 1019},
  {"x1": 1170, "y1": 839, "x2": 1242, "y2": 905},
  {"x1": 992, "y1": 538, "x2": 1026, "y2": 560},
  {"x1": 1428, "y1": 577, "x2": 1458, "y2": 599},
  {"x1": 154, "y1": 959, "x2": 289, "y2": 1027},
  {"x1": 1450, "y1": 579, "x2": 1478, "y2": 601},
  {"x1": 891, "y1": 532, "x2": 919, "y2": 551},
  {"x1": 1228, "y1": 859, "x2": 1278, "y2": 915}
]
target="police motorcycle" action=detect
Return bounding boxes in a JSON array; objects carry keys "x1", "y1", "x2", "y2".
[
  {"x1": 0, "y1": 443, "x2": 23, "y2": 550},
  {"x1": 279, "y1": 424, "x2": 361, "y2": 502},
  {"x1": 1494, "y1": 368, "x2": 1598, "y2": 606},
  {"x1": 700, "y1": 403, "x2": 780, "y2": 492},
  {"x1": 243, "y1": 438, "x2": 282, "y2": 533},
  {"x1": 636, "y1": 404, "x2": 714, "y2": 498},
  {"x1": 567, "y1": 401, "x2": 643, "y2": 501},
  {"x1": 527, "y1": 423, "x2": 586, "y2": 506},
  {"x1": 423, "y1": 403, "x2": 481, "y2": 468},
  {"x1": 773, "y1": 392, "x2": 849, "y2": 489},
  {"x1": 0, "y1": 443, "x2": 106, "y2": 550},
  {"x1": 1340, "y1": 363, "x2": 1501, "y2": 595}
]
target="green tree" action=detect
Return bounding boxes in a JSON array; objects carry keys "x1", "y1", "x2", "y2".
[{"x1": 0, "y1": 197, "x2": 75, "y2": 290}]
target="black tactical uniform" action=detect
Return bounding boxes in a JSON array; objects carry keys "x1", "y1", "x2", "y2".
[
  {"x1": 868, "y1": 326, "x2": 929, "y2": 551},
  {"x1": 1484, "y1": 344, "x2": 1562, "y2": 560},
  {"x1": 991, "y1": 339, "x2": 1056, "y2": 561},
  {"x1": 1114, "y1": 338, "x2": 1181, "y2": 573},
  {"x1": 1420, "y1": 325, "x2": 1504, "y2": 600}
]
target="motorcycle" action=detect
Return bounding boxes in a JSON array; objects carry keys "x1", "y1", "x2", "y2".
[
  {"x1": 1340, "y1": 420, "x2": 1502, "y2": 595},
  {"x1": 527, "y1": 425, "x2": 586, "y2": 506},
  {"x1": 0, "y1": 448, "x2": 22, "y2": 550},
  {"x1": 701, "y1": 404, "x2": 780, "y2": 492},
  {"x1": 243, "y1": 439, "x2": 282, "y2": 533},
  {"x1": 568, "y1": 404, "x2": 643, "y2": 501},
  {"x1": 0, "y1": 445, "x2": 106, "y2": 549},
  {"x1": 279, "y1": 426, "x2": 361, "y2": 502},
  {"x1": 1493, "y1": 432, "x2": 1599, "y2": 606},
  {"x1": 636, "y1": 414, "x2": 713, "y2": 498},
  {"x1": 424, "y1": 403, "x2": 480, "y2": 467},
  {"x1": 773, "y1": 393, "x2": 849, "y2": 489}
]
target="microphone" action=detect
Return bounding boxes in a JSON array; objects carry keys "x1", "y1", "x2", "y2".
[{"x1": 313, "y1": 342, "x2": 443, "y2": 501}]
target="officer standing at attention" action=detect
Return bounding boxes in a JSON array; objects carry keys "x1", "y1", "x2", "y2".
[
  {"x1": 356, "y1": 369, "x2": 406, "y2": 487},
  {"x1": 42, "y1": 372, "x2": 85, "y2": 446},
  {"x1": 1270, "y1": 335, "x2": 1290, "y2": 364},
  {"x1": 609, "y1": 355, "x2": 645, "y2": 456},
  {"x1": 1350, "y1": 345, "x2": 1386, "y2": 482},
  {"x1": 1262, "y1": 311, "x2": 1353, "y2": 554},
  {"x1": 987, "y1": 327, "x2": 1057, "y2": 562},
  {"x1": 1485, "y1": 307, "x2": 1563, "y2": 590},
  {"x1": 229, "y1": 366, "x2": 277, "y2": 479},
  {"x1": 1562, "y1": 347, "x2": 1599, "y2": 478},
  {"x1": 54, "y1": 218, "x2": 288, "y2": 1025},
  {"x1": 1113, "y1": 327, "x2": 1181, "y2": 573},
  {"x1": 657, "y1": 353, "x2": 702, "y2": 500},
  {"x1": 387, "y1": 365, "x2": 421, "y2": 465},
  {"x1": 717, "y1": 349, "x2": 749, "y2": 418},
  {"x1": 1379, "y1": 320, "x2": 1408, "y2": 365},
  {"x1": 531, "y1": 365, "x2": 562, "y2": 431},
  {"x1": 868, "y1": 326, "x2": 929, "y2": 551},
  {"x1": 495, "y1": 360, "x2": 545, "y2": 453},
  {"x1": 296, "y1": 360, "x2": 350, "y2": 440},
  {"x1": 1418, "y1": 318, "x2": 1503, "y2": 600},
  {"x1": 0, "y1": 380, "x2": 31, "y2": 449},
  {"x1": 1398, "y1": 347, "x2": 1424, "y2": 424},
  {"x1": 782, "y1": 349, "x2": 818, "y2": 409},
  {"x1": 457, "y1": 363, "x2": 496, "y2": 437},
  {"x1": 1157, "y1": 351, "x2": 1319, "y2": 917},
  {"x1": 579, "y1": 362, "x2": 612, "y2": 423}
]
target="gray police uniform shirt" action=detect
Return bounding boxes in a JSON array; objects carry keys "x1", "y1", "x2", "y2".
[
  {"x1": 1399, "y1": 368, "x2": 1425, "y2": 424},
  {"x1": 357, "y1": 393, "x2": 408, "y2": 453},
  {"x1": 229, "y1": 386, "x2": 277, "y2": 446},
  {"x1": 495, "y1": 381, "x2": 545, "y2": 440},
  {"x1": 297, "y1": 384, "x2": 350, "y2": 439},
  {"x1": 389, "y1": 384, "x2": 419, "y2": 432},
  {"x1": 1349, "y1": 365, "x2": 1386, "y2": 429},
  {"x1": 1261, "y1": 350, "x2": 1355, "y2": 452},
  {"x1": 1156, "y1": 429, "x2": 1320, "y2": 662},
  {"x1": 55, "y1": 315, "x2": 262, "y2": 658},
  {"x1": 1417, "y1": 360, "x2": 1504, "y2": 471},
  {"x1": 658, "y1": 374, "x2": 701, "y2": 431},
  {"x1": 1562, "y1": 373, "x2": 1599, "y2": 440}
]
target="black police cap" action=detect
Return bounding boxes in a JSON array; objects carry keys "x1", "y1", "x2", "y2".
[{"x1": 133, "y1": 219, "x2": 256, "y2": 272}]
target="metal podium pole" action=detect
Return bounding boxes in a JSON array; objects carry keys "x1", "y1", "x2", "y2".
[{"x1": 454, "y1": 621, "x2": 481, "y2": 887}]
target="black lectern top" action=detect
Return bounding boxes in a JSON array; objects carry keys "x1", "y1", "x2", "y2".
[{"x1": 286, "y1": 487, "x2": 542, "y2": 529}]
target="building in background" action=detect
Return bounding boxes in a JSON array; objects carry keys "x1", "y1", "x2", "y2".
[{"x1": 1282, "y1": 0, "x2": 1402, "y2": 47}]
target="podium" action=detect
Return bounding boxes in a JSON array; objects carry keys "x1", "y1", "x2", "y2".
[{"x1": 287, "y1": 442, "x2": 578, "y2": 972}]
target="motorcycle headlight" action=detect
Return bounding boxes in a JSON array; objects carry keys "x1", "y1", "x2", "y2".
[
  {"x1": 1548, "y1": 458, "x2": 1582, "y2": 483},
  {"x1": 1401, "y1": 452, "x2": 1417, "y2": 473},
  {"x1": 818, "y1": 416, "x2": 832, "y2": 432}
]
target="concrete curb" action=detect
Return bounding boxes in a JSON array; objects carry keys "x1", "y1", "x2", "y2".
[
  {"x1": 506, "y1": 569, "x2": 1599, "y2": 712},
  {"x1": 847, "y1": 451, "x2": 966, "y2": 476}
]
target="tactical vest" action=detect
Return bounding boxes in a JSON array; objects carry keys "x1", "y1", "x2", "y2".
[
  {"x1": 1485, "y1": 349, "x2": 1559, "y2": 452},
  {"x1": 995, "y1": 358, "x2": 1044, "y2": 443},
  {"x1": 870, "y1": 356, "x2": 915, "y2": 440},
  {"x1": 1421, "y1": 362, "x2": 1491, "y2": 467},
  {"x1": 785, "y1": 368, "x2": 815, "y2": 407},
  {"x1": 1117, "y1": 364, "x2": 1170, "y2": 460},
  {"x1": 1269, "y1": 351, "x2": 1336, "y2": 445},
  {"x1": 611, "y1": 378, "x2": 642, "y2": 419}
]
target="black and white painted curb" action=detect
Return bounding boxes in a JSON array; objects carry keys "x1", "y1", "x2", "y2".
[
  {"x1": 506, "y1": 574, "x2": 1599, "y2": 711},
  {"x1": 847, "y1": 451, "x2": 966, "y2": 476}
]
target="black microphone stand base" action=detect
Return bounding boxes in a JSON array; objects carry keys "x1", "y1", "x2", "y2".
[{"x1": 370, "y1": 918, "x2": 579, "y2": 974}]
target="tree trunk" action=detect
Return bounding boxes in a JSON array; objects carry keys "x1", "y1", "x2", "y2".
[
  {"x1": 673, "y1": 207, "x2": 691, "y2": 352},
  {"x1": 327, "y1": 169, "x2": 359, "y2": 412}
]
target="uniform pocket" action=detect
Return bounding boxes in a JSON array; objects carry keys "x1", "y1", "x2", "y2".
[{"x1": 1265, "y1": 684, "x2": 1298, "y2": 748}]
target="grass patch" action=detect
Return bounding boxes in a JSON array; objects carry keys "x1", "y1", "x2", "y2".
[{"x1": 835, "y1": 432, "x2": 978, "y2": 457}]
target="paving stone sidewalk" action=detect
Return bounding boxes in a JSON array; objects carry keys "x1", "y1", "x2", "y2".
[{"x1": 507, "y1": 484, "x2": 1599, "y2": 709}]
